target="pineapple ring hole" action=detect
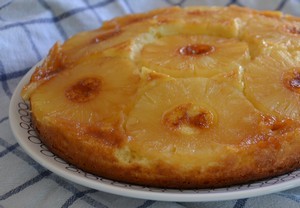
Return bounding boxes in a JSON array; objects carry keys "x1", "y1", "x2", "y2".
[
  {"x1": 178, "y1": 44, "x2": 215, "y2": 56},
  {"x1": 162, "y1": 103, "x2": 214, "y2": 134},
  {"x1": 283, "y1": 25, "x2": 300, "y2": 35},
  {"x1": 65, "y1": 77, "x2": 101, "y2": 103},
  {"x1": 260, "y1": 115, "x2": 292, "y2": 133},
  {"x1": 282, "y1": 68, "x2": 300, "y2": 93}
]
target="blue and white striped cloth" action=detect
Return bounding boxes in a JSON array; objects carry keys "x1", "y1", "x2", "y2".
[{"x1": 1, "y1": 0, "x2": 300, "y2": 207}]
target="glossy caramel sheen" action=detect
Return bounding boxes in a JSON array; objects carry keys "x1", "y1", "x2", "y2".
[
  {"x1": 22, "y1": 6, "x2": 300, "y2": 189},
  {"x1": 65, "y1": 77, "x2": 101, "y2": 103},
  {"x1": 284, "y1": 25, "x2": 300, "y2": 35},
  {"x1": 162, "y1": 103, "x2": 214, "y2": 131},
  {"x1": 282, "y1": 68, "x2": 300, "y2": 93},
  {"x1": 178, "y1": 44, "x2": 215, "y2": 56}
]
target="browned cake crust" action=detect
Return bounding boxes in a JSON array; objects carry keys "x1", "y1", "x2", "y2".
[{"x1": 22, "y1": 6, "x2": 300, "y2": 188}]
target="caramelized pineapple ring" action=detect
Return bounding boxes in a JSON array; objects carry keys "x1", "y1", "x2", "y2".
[
  {"x1": 178, "y1": 44, "x2": 215, "y2": 56},
  {"x1": 65, "y1": 77, "x2": 102, "y2": 103},
  {"x1": 61, "y1": 7, "x2": 183, "y2": 64},
  {"x1": 244, "y1": 50, "x2": 300, "y2": 121},
  {"x1": 30, "y1": 57, "x2": 139, "y2": 125},
  {"x1": 162, "y1": 103, "x2": 215, "y2": 134},
  {"x1": 126, "y1": 78, "x2": 263, "y2": 162},
  {"x1": 282, "y1": 68, "x2": 300, "y2": 93},
  {"x1": 241, "y1": 15, "x2": 300, "y2": 57},
  {"x1": 137, "y1": 34, "x2": 250, "y2": 78},
  {"x1": 22, "y1": 42, "x2": 64, "y2": 100},
  {"x1": 154, "y1": 6, "x2": 242, "y2": 38},
  {"x1": 19, "y1": 6, "x2": 300, "y2": 189}
]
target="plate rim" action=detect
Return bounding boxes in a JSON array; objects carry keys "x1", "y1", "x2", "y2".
[{"x1": 8, "y1": 61, "x2": 300, "y2": 202}]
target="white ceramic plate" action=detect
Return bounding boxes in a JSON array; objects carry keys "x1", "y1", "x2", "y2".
[{"x1": 9, "y1": 61, "x2": 300, "y2": 202}]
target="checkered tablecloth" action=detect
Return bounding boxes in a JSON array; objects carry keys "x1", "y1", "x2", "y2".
[{"x1": 1, "y1": 0, "x2": 300, "y2": 207}]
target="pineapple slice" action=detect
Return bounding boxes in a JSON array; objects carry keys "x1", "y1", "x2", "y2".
[
  {"x1": 241, "y1": 14, "x2": 300, "y2": 58},
  {"x1": 22, "y1": 42, "x2": 65, "y2": 100},
  {"x1": 62, "y1": 6, "x2": 248, "y2": 65},
  {"x1": 62, "y1": 22, "x2": 149, "y2": 64},
  {"x1": 244, "y1": 50, "x2": 300, "y2": 121},
  {"x1": 136, "y1": 34, "x2": 250, "y2": 78},
  {"x1": 155, "y1": 6, "x2": 244, "y2": 38},
  {"x1": 211, "y1": 66, "x2": 244, "y2": 91},
  {"x1": 125, "y1": 78, "x2": 263, "y2": 165},
  {"x1": 22, "y1": 6, "x2": 300, "y2": 188},
  {"x1": 30, "y1": 57, "x2": 139, "y2": 126},
  {"x1": 61, "y1": 7, "x2": 181, "y2": 64}
]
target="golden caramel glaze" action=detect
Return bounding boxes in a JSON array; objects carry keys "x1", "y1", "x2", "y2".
[
  {"x1": 30, "y1": 42, "x2": 65, "y2": 82},
  {"x1": 29, "y1": 57, "x2": 140, "y2": 125},
  {"x1": 32, "y1": 112, "x2": 300, "y2": 188},
  {"x1": 241, "y1": 13, "x2": 300, "y2": 57},
  {"x1": 92, "y1": 28, "x2": 122, "y2": 44},
  {"x1": 284, "y1": 25, "x2": 300, "y2": 35},
  {"x1": 21, "y1": 42, "x2": 65, "y2": 99},
  {"x1": 22, "y1": 6, "x2": 300, "y2": 189},
  {"x1": 126, "y1": 78, "x2": 291, "y2": 167},
  {"x1": 61, "y1": 7, "x2": 182, "y2": 64},
  {"x1": 65, "y1": 77, "x2": 101, "y2": 103},
  {"x1": 178, "y1": 44, "x2": 215, "y2": 56},
  {"x1": 137, "y1": 34, "x2": 250, "y2": 78},
  {"x1": 244, "y1": 50, "x2": 300, "y2": 121},
  {"x1": 162, "y1": 103, "x2": 214, "y2": 132},
  {"x1": 282, "y1": 68, "x2": 300, "y2": 93}
]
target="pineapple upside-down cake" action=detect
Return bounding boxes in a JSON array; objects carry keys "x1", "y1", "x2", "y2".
[{"x1": 21, "y1": 6, "x2": 300, "y2": 188}]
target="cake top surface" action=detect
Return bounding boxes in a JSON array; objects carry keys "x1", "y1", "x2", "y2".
[{"x1": 21, "y1": 6, "x2": 300, "y2": 188}]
